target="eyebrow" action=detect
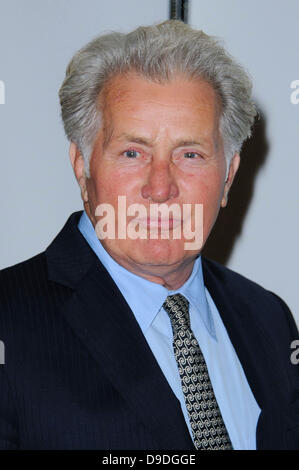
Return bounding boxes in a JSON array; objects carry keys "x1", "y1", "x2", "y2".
[
  {"x1": 116, "y1": 133, "x2": 203, "y2": 148},
  {"x1": 117, "y1": 134, "x2": 152, "y2": 147}
]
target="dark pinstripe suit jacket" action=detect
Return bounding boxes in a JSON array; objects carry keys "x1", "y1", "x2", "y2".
[{"x1": 0, "y1": 211, "x2": 299, "y2": 450}]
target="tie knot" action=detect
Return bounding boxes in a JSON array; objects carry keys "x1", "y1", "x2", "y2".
[{"x1": 162, "y1": 293, "x2": 190, "y2": 331}]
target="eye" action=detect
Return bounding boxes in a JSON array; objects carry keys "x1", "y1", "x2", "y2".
[
  {"x1": 123, "y1": 149, "x2": 140, "y2": 158},
  {"x1": 183, "y1": 152, "x2": 200, "y2": 159}
]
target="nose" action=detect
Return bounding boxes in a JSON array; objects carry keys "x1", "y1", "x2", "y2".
[{"x1": 141, "y1": 160, "x2": 179, "y2": 203}]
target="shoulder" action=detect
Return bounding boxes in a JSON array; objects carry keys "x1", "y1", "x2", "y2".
[
  {"x1": 202, "y1": 256, "x2": 298, "y2": 338},
  {"x1": 203, "y1": 256, "x2": 286, "y2": 302},
  {"x1": 0, "y1": 250, "x2": 71, "y2": 330},
  {"x1": 0, "y1": 252, "x2": 53, "y2": 325},
  {"x1": 203, "y1": 256, "x2": 266, "y2": 289},
  {"x1": 0, "y1": 252, "x2": 47, "y2": 298},
  {"x1": 0, "y1": 211, "x2": 84, "y2": 305},
  {"x1": 0, "y1": 253, "x2": 49, "y2": 350}
]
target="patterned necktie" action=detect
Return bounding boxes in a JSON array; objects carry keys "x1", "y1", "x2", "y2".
[{"x1": 162, "y1": 293, "x2": 233, "y2": 450}]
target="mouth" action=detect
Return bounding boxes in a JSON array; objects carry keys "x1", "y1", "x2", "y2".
[{"x1": 134, "y1": 216, "x2": 182, "y2": 230}]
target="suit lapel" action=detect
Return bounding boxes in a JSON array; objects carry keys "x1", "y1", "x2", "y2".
[{"x1": 46, "y1": 212, "x2": 195, "y2": 450}]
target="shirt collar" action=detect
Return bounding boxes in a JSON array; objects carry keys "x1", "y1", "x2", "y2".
[{"x1": 78, "y1": 210, "x2": 216, "y2": 339}]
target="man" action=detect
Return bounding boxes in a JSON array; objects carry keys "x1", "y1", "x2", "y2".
[{"x1": 0, "y1": 20, "x2": 298, "y2": 450}]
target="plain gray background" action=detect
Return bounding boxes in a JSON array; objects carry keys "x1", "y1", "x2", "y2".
[{"x1": 0, "y1": 0, "x2": 298, "y2": 324}]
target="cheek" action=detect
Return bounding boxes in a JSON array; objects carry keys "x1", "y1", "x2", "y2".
[
  {"x1": 182, "y1": 168, "x2": 224, "y2": 206},
  {"x1": 89, "y1": 166, "x2": 141, "y2": 207},
  {"x1": 201, "y1": 178, "x2": 225, "y2": 233},
  {"x1": 183, "y1": 171, "x2": 225, "y2": 238},
  {"x1": 203, "y1": 178, "x2": 224, "y2": 207}
]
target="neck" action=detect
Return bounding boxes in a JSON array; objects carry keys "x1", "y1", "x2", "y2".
[{"x1": 106, "y1": 252, "x2": 197, "y2": 290}]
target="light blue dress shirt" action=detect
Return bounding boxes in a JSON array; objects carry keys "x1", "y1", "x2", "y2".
[{"x1": 78, "y1": 211, "x2": 260, "y2": 450}]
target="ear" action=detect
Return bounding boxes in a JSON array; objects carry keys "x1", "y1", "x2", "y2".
[
  {"x1": 221, "y1": 153, "x2": 240, "y2": 208},
  {"x1": 69, "y1": 142, "x2": 89, "y2": 204}
]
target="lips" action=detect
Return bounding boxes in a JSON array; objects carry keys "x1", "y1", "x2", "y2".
[{"x1": 134, "y1": 217, "x2": 182, "y2": 230}]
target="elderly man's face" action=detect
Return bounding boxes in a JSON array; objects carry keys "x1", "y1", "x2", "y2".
[{"x1": 72, "y1": 72, "x2": 239, "y2": 283}]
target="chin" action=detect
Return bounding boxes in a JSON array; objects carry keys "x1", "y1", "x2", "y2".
[{"x1": 126, "y1": 238, "x2": 190, "y2": 267}]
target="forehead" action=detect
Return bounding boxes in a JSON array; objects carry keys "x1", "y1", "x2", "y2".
[{"x1": 99, "y1": 72, "x2": 222, "y2": 138}]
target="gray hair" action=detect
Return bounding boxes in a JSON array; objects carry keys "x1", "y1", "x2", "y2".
[{"x1": 59, "y1": 20, "x2": 256, "y2": 177}]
